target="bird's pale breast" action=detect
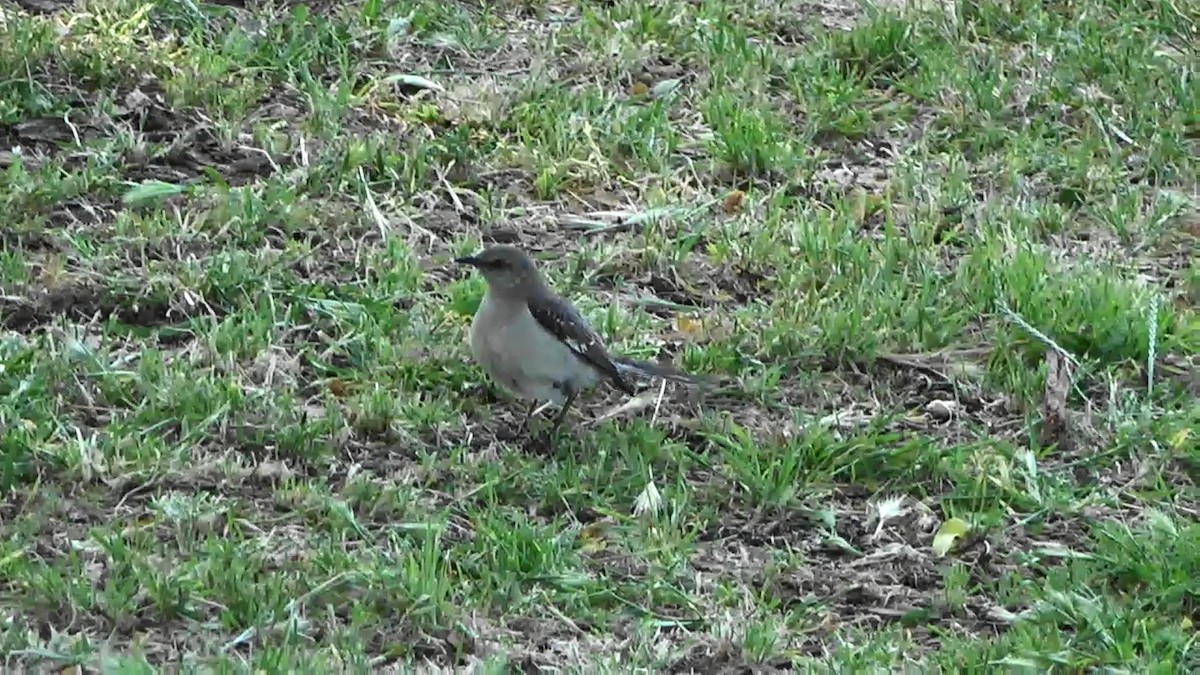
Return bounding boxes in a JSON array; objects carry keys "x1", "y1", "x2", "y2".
[{"x1": 470, "y1": 293, "x2": 596, "y2": 404}]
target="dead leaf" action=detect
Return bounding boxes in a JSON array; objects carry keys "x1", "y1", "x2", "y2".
[
  {"x1": 634, "y1": 480, "x2": 662, "y2": 518},
  {"x1": 984, "y1": 605, "x2": 1021, "y2": 623},
  {"x1": 124, "y1": 87, "x2": 154, "y2": 111},
  {"x1": 722, "y1": 189, "x2": 745, "y2": 214},
  {"x1": 328, "y1": 378, "x2": 348, "y2": 397},
  {"x1": 381, "y1": 73, "x2": 445, "y2": 93},
  {"x1": 1038, "y1": 349, "x2": 1074, "y2": 451},
  {"x1": 931, "y1": 517, "x2": 970, "y2": 556},
  {"x1": 651, "y1": 78, "x2": 682, "y2": 98},
  {"x1": 254, "y1": 461, "x2": 294, "y2": 481},
  {"x1": 1168, "y1": 427, "x2": 1191, "y2": 451},
  {"x1": 925, "y1": 398, "x2": 957, "y2": 421},
  {"x1": 849, "y1": 186, "x2": 868, "y2": 223},
  {"x1": 868, "y1": 494, "x2": 910, "y2": 540},
  {"x1": 674, "y1": 316, "x2": 704, "y2": 339},
  {"x1": 588, "y1": 391, "x2": 659, "y2": 425},
  {"x1": 579, "y1": 522, "x2": 608, "y2": 553}
]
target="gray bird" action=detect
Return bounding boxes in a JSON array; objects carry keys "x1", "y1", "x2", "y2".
[{"x1": 456, "y1": 244, "x2": 702, "y2": 438}]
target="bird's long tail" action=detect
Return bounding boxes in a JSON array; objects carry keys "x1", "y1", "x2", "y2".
[{"x1": 612, "y1": 356, "x2": 713, "y2": 386}]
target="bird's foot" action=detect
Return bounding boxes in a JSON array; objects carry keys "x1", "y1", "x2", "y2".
[{"x1": 519, "y1": 430, "x2": 552, "y2": 456}]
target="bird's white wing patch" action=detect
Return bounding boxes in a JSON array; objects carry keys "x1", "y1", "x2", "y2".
[{"x1": 525, "y1": 293, "x2": 637, "y2": 396}]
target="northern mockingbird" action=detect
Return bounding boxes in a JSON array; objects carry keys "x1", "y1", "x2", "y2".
[{"x1": 456, "y1": 244, "x2": 703, "y2": 438}]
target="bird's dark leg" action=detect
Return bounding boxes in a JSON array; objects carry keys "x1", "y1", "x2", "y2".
[
  {"x1": 549, "y1": 389, "x2": 577, "y2": 438},
  {"x1": 525, "y1": 382, "x2": 576, "y2": 455}
]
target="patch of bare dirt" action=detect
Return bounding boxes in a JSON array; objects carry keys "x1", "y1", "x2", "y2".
[
  {"x1": 603, "y1": 251, "x2": 779, "y2": 307},
  {"x1": 669, "y1": 643, "x2": 793, "y2": 673},
  {"x1": 690, "y1": 494, "x2": 1013, "y2": 653},
  {"x1": 1, "y1": 279, "x2": 177, "y2": 329},
  {"x1": 7, "y1": 0, "x2": 76, "y2": 15},
  {"x1": 0, "y1": 277, "x2": 212, "y2": 331},
  {"x1": 3, "y1": 73, "x2": 284, "y2": 183}
]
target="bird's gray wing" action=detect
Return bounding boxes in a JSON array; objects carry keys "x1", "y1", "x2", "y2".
[{"x1": 525, "y1": 293, "x2": 637, "y2": 396}]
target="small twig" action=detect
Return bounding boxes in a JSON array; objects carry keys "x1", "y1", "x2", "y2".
[
  {"x1": 4, "y1": 649, "x2": 80, "y2": 665},
  {"x1": 997, "y1": 302, "x2": 1092, "y2": 406},
  {"x1": 114, "y1": 474, "x2": 160, "y2": 510},
  {"x1": 420, "y1": 67, "x2": 531, "y2": 77},
  {"x1": 543, "y1": 602, "x2": 585, "y2": 635},
  {"x1": 605, "y1": 590, "x2": 705, "y2": 626},
  {"x1": 560, "y1": 202, "x2": 716, "y2": 237},
  {"x1": 587, "y1": 390, "x2": 659, "y2": 427},
  {"x1": 438, "y1": 170, "x2": 467, "y2": 213},
  {"x1": 240, "y1": 144, "x2": 280, "y2": 173},
  {"x1": 622, "y1": 295, "x2": 700, "y2": 314},
  {"x1": 998, "y1": 303, "x2": 1080, "y2": 368},
  {"x1": 1146, "y1": 294, "x2": 1159, "y2": 400},
  {"x1": 876, "y1": 353, "x2": 952, "y2": 384},
  {"x1": 449, "y1": 470, "x2": 520, "y2": 507},
  {"x1": 649, "y1": 378, "x2": 667, "y2": 427},
  {"x1": 358, "y1": 167, "x2": 390, "y2": 240}
]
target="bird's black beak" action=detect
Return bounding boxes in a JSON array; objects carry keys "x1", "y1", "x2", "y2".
[{"x1": 455, "y1": 255, "x2": 481, "y2": 267}]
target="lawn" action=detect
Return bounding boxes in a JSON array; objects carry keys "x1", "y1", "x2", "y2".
[{"x1": 0, "y1": 0, "x2": 1196, "y2": 670}]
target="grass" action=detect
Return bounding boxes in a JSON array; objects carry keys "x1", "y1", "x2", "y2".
[{"x1": 0, "y1": 0, "x2": 1196, "y2": 670}]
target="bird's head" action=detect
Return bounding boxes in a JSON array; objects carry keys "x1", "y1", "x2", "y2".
[{"x1": 455, "y1": 244, "x2": 544, "y2": 296}]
